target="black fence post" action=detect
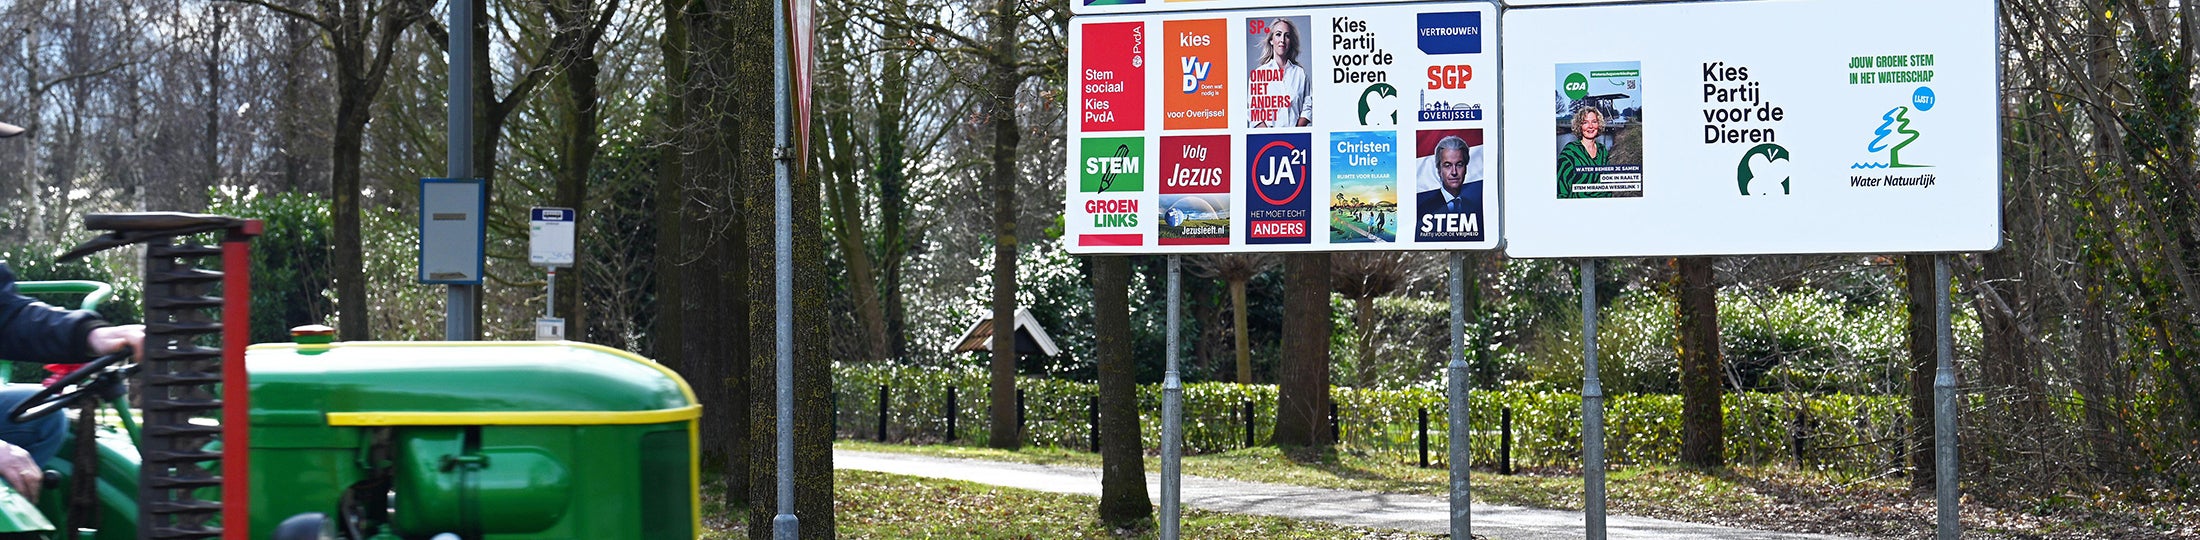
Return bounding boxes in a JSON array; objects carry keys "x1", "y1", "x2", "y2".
[
  {"x1": 876, "y1": 384, "x2": 890, "y2": 442},
  {"x1": 1089, "y1": 396, "x2": 1100, "y2": 453},
  {"x1": 946, "y1": 386, "x2": 959, "y2": 443},
  {"x1": 1500, "y1": 406, "x2": 1513, "y2": 475},
  {"x1": 1016, "y1": 388, "x2": 1027, "y2": 444},
  {"x1": 1328, "y1": 401, "x2": 1340, "y2": 444},
  {"x1": 1242, "y1": 399, "x2": 1255, "y2": 449},
  {"x1": 1418, "y1": 406, "x2": 1430, "y2": 468}
]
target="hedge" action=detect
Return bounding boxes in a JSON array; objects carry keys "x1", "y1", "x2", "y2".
[{"x1": 835, "y1": 364, "x2": 1906, "y2": 472}]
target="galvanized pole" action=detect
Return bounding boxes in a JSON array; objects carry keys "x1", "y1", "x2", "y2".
[
  {"x1": 444, "y1": 0, "x2": 476, "y2": 341},
  {"x1": 1581, "y1": 259, "x2": 1606, "y2": 540},
  {"x1": 1446, "y1": 253, "x2": 1471, "y2": 539},
  {"x1": 770, "y1": 0, "x2": 798, "y2": 534},
  {"x1": 544, "y1": 268, "x2": 556, "y2": 319},
  {"x1": 1161, "y1": 255, "x2": 1185, "y2": 539},
  {"x1": 1933, "y1": 254, "x2": 1958, "y2": 539}
]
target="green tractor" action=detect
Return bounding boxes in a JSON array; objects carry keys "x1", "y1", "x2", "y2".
[{"x1": 2, "y1": 213, "x2": 701, "y2": 539}]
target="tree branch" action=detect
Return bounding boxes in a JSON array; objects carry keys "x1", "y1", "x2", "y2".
[{"x1": 218, "y1": 0, "x2": 336, "y2": 32}]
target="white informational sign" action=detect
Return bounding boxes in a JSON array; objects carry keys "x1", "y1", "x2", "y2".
[
  {"x1": 1066, "y1": 2, "x2": 1501, "y2": 255},
  {"x1": 1500, "y1": 0, "x2": 2000, "y2": 258},
  {"x1": 535, "y1": 317, "x2": 566, "y2": 341},
  {"x1": 529, "y1": 207, "x2": 577, "y2": 267},
  {"x1": 419, "y1": 179, "x2": 486, "y2": 284}
]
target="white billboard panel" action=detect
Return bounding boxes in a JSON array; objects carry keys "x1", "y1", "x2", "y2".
[
  {"x1": 1066, "y1": 2, "x2": 1502, "y2": 255},
  {"x1": 1074, "y1": 0, "x2": 1400, "y2": 17},
  {"x1": 1500, "y1": 0, "x2": 2000, "y2": 258}
]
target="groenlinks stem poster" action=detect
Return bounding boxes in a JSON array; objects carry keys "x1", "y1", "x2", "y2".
[
  {"x1": 1066, "y1": 1, "x2": 1502, "y2": 255},
  {"x1": 1500, "y1": 0, "x2": 1999, "y2": 258}
]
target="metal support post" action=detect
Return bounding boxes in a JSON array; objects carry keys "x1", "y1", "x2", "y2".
[
  {"x1": 1582, "y1": 259, "x2": 1606, "y2": 540},
  {"x1": 545, "y1": 268, "x2": 557, "y2": 319},
  {"x1": 769, "y1": 0, "x2": 797, "y2": 534},
  {"x1": 1161, "y1": 255, "x2": 1185, "y2": 539},
  {"x1": 1933, "y1": 255, "x2": 1959, "y2": 539},
  {"x1": 1446, "y1": 252, "x2": 1471, "y2": 539},
  {"x1": 444, "y1": 0, "x2": 476, "y2": 341}
]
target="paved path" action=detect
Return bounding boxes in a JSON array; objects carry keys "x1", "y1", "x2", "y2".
[{"x1": 836, "y1": 450, "x2": 1853, "y2": 540}]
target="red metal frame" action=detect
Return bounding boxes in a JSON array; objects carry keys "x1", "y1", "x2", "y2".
[{"x1": 220, "y1": 221, "x2": 260, "y2": 540}]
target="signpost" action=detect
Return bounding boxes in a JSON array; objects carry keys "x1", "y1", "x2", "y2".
[
  {"x1": 530, "y1": 207, "x2": 576, "y2": 341},
  {"x1": 1499, "y1": 1, "x2": 1998, "y2": 538},
  {"x1": 1067, "y1": 0, "x2": 1999, "y2": 537},
  {"x1": 1067, "y1": 3, "x2": 1502, "y2": 539}
]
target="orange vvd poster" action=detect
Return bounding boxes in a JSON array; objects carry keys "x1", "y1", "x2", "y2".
[{"x1": 1163, "y1": 19, "x2": 1229, "y2": 130}]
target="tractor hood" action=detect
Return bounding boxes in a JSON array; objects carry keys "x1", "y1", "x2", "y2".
[{"x1": 245, "y1": 341, "x2": 698, "y2": 427}]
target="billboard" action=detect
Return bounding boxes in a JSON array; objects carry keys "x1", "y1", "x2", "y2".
[
  {"x1": 1500, "y1": 0, "x2": 1999, "y2": 258},
  {"x1": 1074, "y1": 0, "x2": 1427, "y2": 17},
  {"x1": 1065, "y1": 1, "x2": 1502, "y2": 255}
]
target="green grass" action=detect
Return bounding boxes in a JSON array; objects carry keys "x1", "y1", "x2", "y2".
[
  {"x1": 836, "y1": 440, "x2": 2200, "y2": 539},
  {"x1": 704, "y1": 468, "x2": 1437, "y2": 539}
]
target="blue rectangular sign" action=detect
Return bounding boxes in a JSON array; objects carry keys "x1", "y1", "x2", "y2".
[{"x1": 1417, "y1": 12, "x2": 1482, "y2": 55}]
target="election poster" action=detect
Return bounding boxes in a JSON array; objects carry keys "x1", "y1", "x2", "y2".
[
  {"x1": 1411, "y1": 128, "x2": 1485, "y2": 243},
  {"x1": 1065, "y1": 1, "x2": 1501, "y2": 255},
  {"x1": 1245, "y1": 16, "x2": 1315, "y2": 129},
  {"x1": 1160, "y1": 135, "x2": 1233, "y2": 245},
  {"x1": 1553, "y1": 61, "x2": 1643, "y2": 199},
  {"x1": 1165, "y1": 19, "x2": 1230, "y2": 130},
  {"x1": 1329, "y1": 131, "x2": 1397, "y2": 243},
  {"x1": 1080, "y1": 21, "x2": 1147, "y2": 133}
]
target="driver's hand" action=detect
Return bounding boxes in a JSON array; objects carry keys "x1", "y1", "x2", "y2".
[
  {"x1": 88, "y1": 324, "x2": 145, "y2": 362},
  {"x1": 0, "y1": 442, "x2": 40, "y2": 504}
]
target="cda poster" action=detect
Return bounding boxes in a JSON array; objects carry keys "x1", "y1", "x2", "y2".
[{"x1": 1066, "y1": 1, "x2": 1501, "y2": 255}]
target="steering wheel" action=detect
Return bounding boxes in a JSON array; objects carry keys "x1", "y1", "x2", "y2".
[{"x1": 10, "y1": 350, "x2": 135, "y2": 424}]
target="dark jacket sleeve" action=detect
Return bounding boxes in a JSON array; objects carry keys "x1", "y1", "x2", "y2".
[{"x1": 0, "y1": 263, "x2": 106, "y2": 363}]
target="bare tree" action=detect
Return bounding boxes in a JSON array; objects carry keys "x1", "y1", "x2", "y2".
[
  {"x1": 1189, "y1": 253, "x2": 1277, "y2": 383},
  {"x1": 226, "y1": 0, "x2": 431, "y2": 341},
  {"x1": 1332, "y1": 252, "x2": 1405, "y2": 388}
]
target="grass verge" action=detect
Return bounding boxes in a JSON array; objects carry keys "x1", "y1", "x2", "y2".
[
  {"x1": 704, "y1": 468, "x2": 1438, "y2": 539},
  {"x1": 836, "y1": 440, "x2": 2200, "y2": 539}
]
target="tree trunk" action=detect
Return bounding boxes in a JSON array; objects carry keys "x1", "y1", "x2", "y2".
[
  {"x1": 2076, "y1": 265, "x2": 2125, "y2": 478},
  {"x1": 1092, "y1": 256, "x2": 1152, "y2": 526},
  {"x1": 984, "y1": 0, "x2": 1024, "y2": 451},
  {"x1": 1676, "y1": 257, "x2": 1724, "y2": 468},
  {"x1": 875, "y1": 0, "x2": 912, "y2": 362},
  {"x1": 549, "y1": 0, "x2": 614, "y2": 342},
  {"x1": 1354, "y1": 295, "x2": 1376, "y2": 388},
  {"x1": 192, "y1": 8, "x2": 225, "y2": 211},
  {"x1": 1273, "y1": 253, "x2": 1332, "y2": 447},
  {"x1": 332, "y1": 95, "x2": 370, "y2": 341},
  {"x1": 1977, "y1": 249, "x2": 2047, "y2": 472},
  {"x1": 1904, "y1": 254, "x2": 1935, "y2": 490},
  {"x1": 1193, "y1": 280, "x2": 1223, "y2": 381},
  {"x1": 664, "y1": 0, "x2": 753, "y2": 512},
  {"x1": 737, "y1": 0, "x2": 834, "y2": 531},
  {"x1": 1232, "y1": 277, "x2": 1251, "y2": 384}
]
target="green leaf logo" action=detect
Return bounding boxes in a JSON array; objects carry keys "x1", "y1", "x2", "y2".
[{"x1": 1737, "y1": 143, "x2": 1792, "y2": 195}]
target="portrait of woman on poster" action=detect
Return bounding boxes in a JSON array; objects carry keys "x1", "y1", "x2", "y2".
[
  {"x1": 1557, "y1": 106, "x2": 1610, "y2": 198},
  {"x1": 1249, "y1": 18, "x2": 1312, "y2": 128}
]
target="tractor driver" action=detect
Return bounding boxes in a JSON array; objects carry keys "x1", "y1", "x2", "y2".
[{"x1": 0, "y1": 120, "x2": 150, "y2": 503}]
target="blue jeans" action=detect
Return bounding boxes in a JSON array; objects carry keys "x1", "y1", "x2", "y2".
[{"x1": 0, "y1": 385, "x2": 67, "y2": 466}]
